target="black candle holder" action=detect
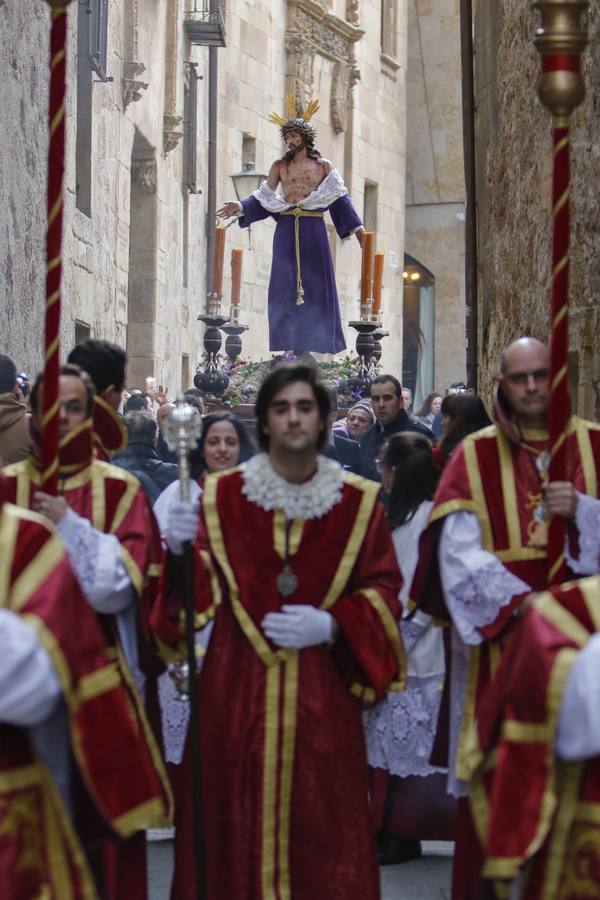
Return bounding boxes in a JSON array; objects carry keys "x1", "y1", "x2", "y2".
[
  {"x1": 348, "y1": 318, "x2": 380, "y2": 397},
  {"x1": 371, "y1": 327, "x2": 389, "y2": 364},
  {"x1": 221, "y1": 306, "x2": 249, "y2": 364},
  {"x1": 194, "y1": 308, "x2": 231, "y2": 396}
]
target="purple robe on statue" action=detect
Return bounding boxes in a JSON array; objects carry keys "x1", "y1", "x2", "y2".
[{"x1": 239, "y1": 168, "x2": 363, "y2": 355}]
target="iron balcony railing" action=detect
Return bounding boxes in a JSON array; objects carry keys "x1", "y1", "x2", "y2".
[{"x1": 184, "y1": 0, "x2": 226, "y2": 47}]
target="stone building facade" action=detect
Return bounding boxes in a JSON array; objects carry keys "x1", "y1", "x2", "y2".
[
  {"x1": 473, "y1": 0, "x2": 600, "y2": 418},
  {"x1": 403, "y1": 0, "x2": 466, "y2": 404},
  {"x1": 1, "y1": 0, "x2": 410, "y2": 392}
]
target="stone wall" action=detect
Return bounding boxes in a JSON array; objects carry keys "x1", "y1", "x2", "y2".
[
  {"x1": 474, "y1": 0, "x2": 600, "y2": 419},
  {"x1": 1, "y1": 0, "x2": 408, "y2": 389},
  {"x1": 404, "y1": 0, "x2": 466, "y2": 399},
  {"x1": 0, "y1": 2, "x2": 48, "y2": 375}
]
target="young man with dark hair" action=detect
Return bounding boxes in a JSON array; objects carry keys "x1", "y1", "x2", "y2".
[
  {"x1": 67, "y1": 339, "x2": 128, "y2": 460},
  {"x1": 359, "y1": 374, "x2": 434, "y2": 481},
  {"x1": 153, "y1": 363, "x2": 405, "y2": 900},
  {"x1": 0, "y1": 353, "x2": 30, "y2": 465}
]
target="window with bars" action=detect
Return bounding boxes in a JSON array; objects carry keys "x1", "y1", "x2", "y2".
[{"x1": 80, "y1": 0, "x2": 112, "y2": 83}]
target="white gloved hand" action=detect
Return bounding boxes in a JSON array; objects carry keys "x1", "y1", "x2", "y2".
[
  {"x1": 261, "y1": 604, "x2": 334, "y2": 649},
  {"x1": 165, "y1": 500, "x2": 200, "y2": 555}
]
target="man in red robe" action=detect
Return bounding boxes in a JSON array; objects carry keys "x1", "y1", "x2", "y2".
[
  {"x1": 471, "y1": 574, "x2": 600, "y2": 898},
  {"x1": 0, "y1": 491, "x2": 171, "y2": 899},
  {"x1": 1, "y1": 364, "x2": 172, "y2": 900},
  {"x1": 152, "y1": 363, "x2": 406, "y2": 900},
  {"x1": 411, "y1": 338, "x2": 600, "y2": 898}
]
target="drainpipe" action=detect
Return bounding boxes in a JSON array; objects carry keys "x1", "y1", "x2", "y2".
[
  {"x1": 460, "y1": 0, "x2": 478, "y2": 390},
  {"x1": 205, "y1": 44, "x2": 218, "y2": 301}
]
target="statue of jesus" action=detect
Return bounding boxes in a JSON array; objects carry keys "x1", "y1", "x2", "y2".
[{"x1": 218, "y1": 99, "x2": 364, "y2": 356}]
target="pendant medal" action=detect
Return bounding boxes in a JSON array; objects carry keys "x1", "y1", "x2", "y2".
[{"x1": 277, "y1": 564, "x2": 298, "y2": 597}]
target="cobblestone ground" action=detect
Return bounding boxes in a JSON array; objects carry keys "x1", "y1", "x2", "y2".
[{"x1": 148, "y1": 839, "x2": 453, "y2": 899}]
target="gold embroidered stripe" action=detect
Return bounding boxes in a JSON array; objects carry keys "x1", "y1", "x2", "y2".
[
  {"x1": 534, "y1": 592, "x2": 589, "y2": 647},
  {"x1": 361, "y1": 587, "x2": 406, "y2": 689},
  {"x1": 502, "y1": 721, "x2": 551, "y2": 743},
  {"x1": 321, "y1": 476, "x2": 379, "y2": 611},
  {"x1": 463, "y1": 439, "x2": 493, "y2": 549}
]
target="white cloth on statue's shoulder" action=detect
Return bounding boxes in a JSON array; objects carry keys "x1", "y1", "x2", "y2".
[
  {"x1": 57, "y1": 507, "x2": 133, "y2": 613},
  {"x1": 252, "y1": 168, "x2": 348, "y2": 214},
  {"x1": 439, "y1": 510, "x2": 531, "y2": 645},
  {"x1": 0, "y1": 609, "x2": 61, "y2": 726},
  {"x1": 241, "y1": 453, "x2": 344, "y2": 520},
  {"x1": 556, "y1": 631, "x2": 600, "y2": 760},
  {"x1": 153, "y1": 479, "x2": 203, "y2": 540},
  {"x1": 565, "y1": 492, "x2": 600, "y2": 576}
]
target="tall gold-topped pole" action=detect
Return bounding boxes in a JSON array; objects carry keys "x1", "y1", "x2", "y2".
[{"x1": 531, "y1": 0, "x2": 589, "y2": 584}]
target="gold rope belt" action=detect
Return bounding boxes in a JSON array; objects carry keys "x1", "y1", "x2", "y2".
[{"x1": 280, "y1": 208, "x2": 325, "y2": 305}]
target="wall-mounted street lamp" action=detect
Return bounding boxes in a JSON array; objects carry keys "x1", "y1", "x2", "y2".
[{"x1": 229, "y1": 162, "x2": 267, "y2": 202}]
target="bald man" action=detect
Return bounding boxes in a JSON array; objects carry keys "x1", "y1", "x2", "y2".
[{"x1": 410, "y1": 337, "x2": 600, "y2": 898}]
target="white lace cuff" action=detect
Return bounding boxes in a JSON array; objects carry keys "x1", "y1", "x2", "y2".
[
  {"x1": 440, "y1": 511, "x2": 531, "y2": 645},
  {"x1": 57, "y1": 509, "x2": 132, "y2": 613},
  {"x1": 566, "y1": 492, "x2": 600, "y2": 576},
  {"x1": 446, "y1": 563, "x2": 530, "y2": 645}
]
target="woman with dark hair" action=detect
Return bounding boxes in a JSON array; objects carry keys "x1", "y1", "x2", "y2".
[
  {"x1": 152, "y1": 411, "x2": 254, "y2": 775},
  {"x1": 413, "y1": 391, "x2": 442, "y2": 428},
  {"x1": 364, "y1": 432, "x2": 453, "y2": 864},
  {"x1": 435, "y1": 392, "x2": 491, "y2": 468}
]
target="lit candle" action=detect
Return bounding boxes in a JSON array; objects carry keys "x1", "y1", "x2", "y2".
[
  {"x1": 360, "y1": 231, "x2": 374, "y2": 300},
  {"x1": 372, "y1": 252, "x2": 384, "y2": 316},
  {"x1": 211, "y1": 226, "x2": 226, "y2": 296},
  {"x1": 231, "y1": 248, "x2": 243, "y2": 306}
]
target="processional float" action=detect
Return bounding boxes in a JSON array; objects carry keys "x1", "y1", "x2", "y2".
[
  {"x1": 40, "y1": 5, "x2": 207, "y2": 897},
  {"x1": 531, "y1": 0, "x2": 589, "y2": 585}
]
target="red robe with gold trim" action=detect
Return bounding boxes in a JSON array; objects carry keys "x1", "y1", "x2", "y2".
[
  {"x1": 0, "y1": 502, "x2": 171, "y2": 900},
  {"x1": 412, "y1": 417, "x2": 600, "y2": 773},
  {"x1": 92, "y1": 395, "x2": 127, "y2": 462},
  {"x1": 411, "y1": 416, "x2": 600, "y2": 896},
  {"x1": 1, "y1": 430, "x2": 172, "y2": 899},
  {"x1": 151, "y1": 466, "x2": 405, "y2": 900},
  {"x1": 472, "y1": 575, "x2": 600, "y2": 899}
]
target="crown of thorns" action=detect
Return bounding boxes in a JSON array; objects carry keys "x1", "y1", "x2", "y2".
[{"x1": 269, "y1": 96, "x2": 319, "y2": 141}]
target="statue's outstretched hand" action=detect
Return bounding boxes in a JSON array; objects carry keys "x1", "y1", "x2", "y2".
[{"x1": 217, "y1": 201, "x2": 240, "y2": 219}]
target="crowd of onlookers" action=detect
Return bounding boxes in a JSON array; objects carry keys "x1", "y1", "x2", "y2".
[{"x1": 0, "y1": 349, "x2": 493, "y2": 500}]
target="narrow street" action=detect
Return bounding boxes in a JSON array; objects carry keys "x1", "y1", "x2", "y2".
[{"x1": 148, "y1": 840, "x2": 453, "y2": 899}]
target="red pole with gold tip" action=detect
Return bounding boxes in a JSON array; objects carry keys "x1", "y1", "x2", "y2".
[
  {"x1": 42, "y1": 0, "x2": 73, "y2": 495},
  {"x1": 532, "y1": 0, "x2": 588, "y2": 584}
]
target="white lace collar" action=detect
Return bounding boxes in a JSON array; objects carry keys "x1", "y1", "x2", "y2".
[
  {"x1": 252, "y1": 168, "x2": 347, "y2": 214},
  {"x1": 241, "y1": 453, "x2": 344, "y2": 520}
]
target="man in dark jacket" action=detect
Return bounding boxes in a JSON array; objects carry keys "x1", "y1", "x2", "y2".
[
  {"x1": 112, "y1": 412, "x2": 177, "y2": 503},
  {"x1": 0, "y1": 354, "x2": 30, "y2": 465},
  {"x1": 359, "y1": 374, "x2": 434, "y2": 481}
]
